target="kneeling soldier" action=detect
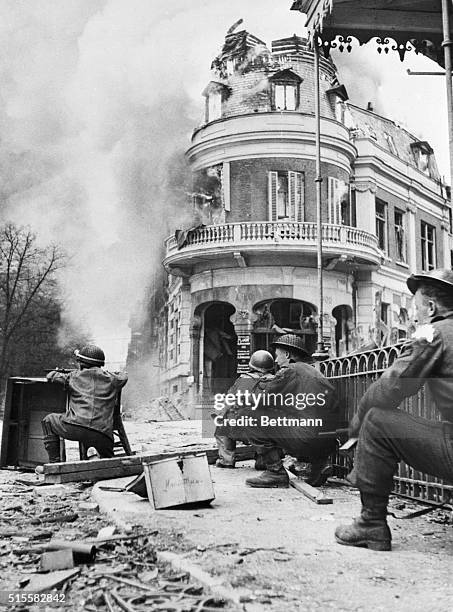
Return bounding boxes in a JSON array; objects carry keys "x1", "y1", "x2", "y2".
[
  {"x1": 214, "y1": 350, "x2": 276, "y2": 469},
  {"x1": 41, "y1": 345, "x2": 128, "y2": 464}
]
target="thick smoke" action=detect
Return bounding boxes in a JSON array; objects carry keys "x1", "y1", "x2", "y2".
[
  {"x1": 333, "y1": 44, "x2": 449, "y2": 180},
  {"x1": 0, "y1": 1, "x2": 448, "y2": 372},
  {"x1": 0, "y1": 1, "x2": 299, "y2": 367},
  {"x1": 0, "y1": 0, "x2": 207, "y2": 366}
]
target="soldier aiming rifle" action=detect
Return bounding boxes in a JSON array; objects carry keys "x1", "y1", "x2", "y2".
[{"x1": 37, "y1": 344, "x2": 128, "y2": 470}]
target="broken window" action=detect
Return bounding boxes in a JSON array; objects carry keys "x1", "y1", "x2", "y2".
[
  {"x1": 376, "y1": 199, "x2": 388, "y2": 253},
  {"x1": 208, "y1": 92, "x2": 222, "y2": 121},
  {"x1": 274, "y1": 84, "x2": 297, "y2": 110},
  {"x1": 268, "y1": 171, "x2": 304, "y2": 221},
  {"x1": 202, "y1": 81, "x2": 231, "y2": 123},
  {"x1": 192, "y1": 164, "x2": 225, "y2": 225},
  {"x1": 410, "y1": 141, "x2": 440, "y2": 180},
  {"x1": 421, "y1": 221, "x2": 436, "y2": 271},
  {"x1": 394, "y1": 208, "x2": 406, "y2": 263},
  {"x1": 328, "y1": 178, "x2": 350, "y2": 225},
  {"x1": 326, "y1": 85, "x2": 349, "y2": 124},
  {"x1": 269, "y1": 69, "x2": 301, "y2": 111}
]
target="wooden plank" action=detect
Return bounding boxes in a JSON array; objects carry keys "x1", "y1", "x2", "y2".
[
  {"x1": 42, "y1": 444, "x2": 257, "y2": 483},
  {"x1": 44, "y1": 464, "x2": 142, "y2": 484},
  {"x1": 43, "y1": 455, "x2": 143, "y2": 475},
  {"x1": 289, "y1": 479, "x2": 333, "y2": 504},
  {"x1": 43, "y1": 444, "x2": 256, "y2": 476}
]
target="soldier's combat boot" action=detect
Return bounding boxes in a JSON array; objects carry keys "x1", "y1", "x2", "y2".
[
  {"x1": 305, "y1": 456, "x2": 333, "y2": 487},
  {"x1": 335, "y1": 493, "x2": 391, "y2": 551},
  {"x1": 245, "y1": 468, "x2": 289, "y2": 488},
  {"x1": 42, "y1": 421, "x2": 61, "y2": 463},
  {"x1": 254, "y1": 453, "x2": 266, "y2": 470},
  {"x1": 215, "y1": 435, "x2": 236, "y2": 468},
  {"x1": 246, "y1": 447, "x2": 289, "y2": 488},
  {"x1": 254, "y1": 447, "x2": 283, "y2": 470},
  {"x1": 36, "y1": 434, "x2": 61, "y2": 475}
]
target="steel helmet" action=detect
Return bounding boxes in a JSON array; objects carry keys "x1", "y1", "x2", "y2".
[
  {"x1": 407, "y1": 269, "x2": 453, "y2": 295},
  {"x1": 74, "y1": 345, "x2": 105, "y2": 367},
  {"x1": 249, "y1": 350, "x2": 274, "y2": 373},
  {"x1": 271, "y1": 333, "x2": 310, "y2": 360}
]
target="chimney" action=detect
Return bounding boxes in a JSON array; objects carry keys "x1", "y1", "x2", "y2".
[{"x1": 367, "y1": 101, "x2": 374, "y2": 112}]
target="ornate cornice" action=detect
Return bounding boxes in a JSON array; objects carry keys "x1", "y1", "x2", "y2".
[{"x1": 350, "y1": 180, "x2": 377, "y2": 194}]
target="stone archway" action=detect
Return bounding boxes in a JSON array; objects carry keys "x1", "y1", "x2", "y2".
[
  {"x1": 194, "y1": 301, "x2": 237, "y2": 396},
  {"x1": 332, "y1": 304, "x2": 353, "y2": 356},
  {"x1": 252, "y1": 298, "x2": 317, "y2": 355}
]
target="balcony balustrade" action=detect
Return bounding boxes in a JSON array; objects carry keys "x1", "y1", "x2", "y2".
[{"x1": 164, "y1": 222, "x2": 381, "y2": 271}]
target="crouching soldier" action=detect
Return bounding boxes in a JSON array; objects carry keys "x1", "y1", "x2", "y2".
[
  {"x1": 219, "y1": 334, "x2": 340, "y2": 488},
  {"x1": 214, "y1": 350, "x2": 276, "y2": 469},
  {"x1": 41, "y1": 345, "x2": 128, "y2": 464}
]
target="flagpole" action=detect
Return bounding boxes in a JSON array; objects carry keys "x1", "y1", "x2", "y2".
[
  {"x1": 313, "y1": 35, "x2": 328, "y2": 360},
  {"x1": 442, "y1": 0, "x2": 453, "y2": 185}
]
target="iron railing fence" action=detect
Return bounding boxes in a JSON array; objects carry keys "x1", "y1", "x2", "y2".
[{"x1": 318, "y1": 344, "x2": 453, "y2": 503}]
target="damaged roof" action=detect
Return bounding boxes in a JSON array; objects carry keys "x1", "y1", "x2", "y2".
[{"x1": 347, "y1": 104, "x2": 441, "y2": 180}]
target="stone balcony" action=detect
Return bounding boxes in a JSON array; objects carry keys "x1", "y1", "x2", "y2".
[{"x1": 163, "y1": 222, "x2": 382, "y2": 275}]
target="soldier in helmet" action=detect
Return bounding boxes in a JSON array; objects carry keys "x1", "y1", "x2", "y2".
[
  {"x1": 41, "y1": 345, "x2": 128, "y2": 464},
  {"x1": 214, "y1": 350, "x2": 276, "y2": 469},
  {"x1": 243, "y1": 334, "x2": 340, "y2": 488},
  {"x1": 217, "y1": 334, "x2": 339, "y2": 487},
  {"x1": 336, "y1": 269, "x2": 453, "y2": 551}
]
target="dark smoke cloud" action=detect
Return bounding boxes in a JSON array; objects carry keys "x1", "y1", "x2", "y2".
[{"x1": 0, "y1": 0, "x2": 299, "y2": 365}]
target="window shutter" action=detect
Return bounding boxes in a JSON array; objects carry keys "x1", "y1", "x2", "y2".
[
  {"x1": 328, "y1": 177, "x2": 341, "y2": 224},
  {"x1": 288, "y1": 172, "x2": 304, "y2": 221},
  {"x1": 328, "y1": 177, "x2": 334, "y2": 224},
  {"x1": 268, "y1": 172, "x2": 278, "y2": 221},
  {"x1": 288, "y1": 171, "x2": 296, "y2": 220},
  {"x1": 297, "y1": 172, "x2": 304, "y2": 221}
]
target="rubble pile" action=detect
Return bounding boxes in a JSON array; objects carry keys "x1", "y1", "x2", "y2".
[{"x1": 0, "y1": 477, "x2": 232, "y2": 611}]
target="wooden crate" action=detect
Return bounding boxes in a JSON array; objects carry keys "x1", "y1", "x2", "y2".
[{"x1": 142, "y1": 452, "x2": 215, "y2": 509}]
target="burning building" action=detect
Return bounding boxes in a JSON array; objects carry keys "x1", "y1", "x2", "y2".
[{"x1": 131, "y1": 27, "x2": 451, "y2": 416}]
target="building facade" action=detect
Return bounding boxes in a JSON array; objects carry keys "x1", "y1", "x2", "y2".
[{"x1": 137, "y1": 30, "x2": 452, "y2": 414}]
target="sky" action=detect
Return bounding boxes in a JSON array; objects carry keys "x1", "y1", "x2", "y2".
[{"x1": 0, "y1": 0, "x2": 448, "y2": 367}]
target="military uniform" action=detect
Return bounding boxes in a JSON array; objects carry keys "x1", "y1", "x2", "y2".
[
  {"x1": 218, "y1": 359, "x2": 339, "y2": 473},
  {"x1": 237, "y1": 360, "x2": 339, "y2": 463},
  {"x1": 336, "y1": 269, "x2": 453, "y2": 551},
  {"x1": 214, "y1": 370, "x2": 274, "y2": 466},
  {"x1": 42, "y1": 345, "x2": 127, "y2": 463},
  {"x1": 348, "y1": 313, "x2": 453, "y2": 497}
]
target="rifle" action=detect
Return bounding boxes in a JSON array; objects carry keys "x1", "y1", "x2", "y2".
[{"x1": 318, "y1": 428, "x2": 358, "y2": 454}]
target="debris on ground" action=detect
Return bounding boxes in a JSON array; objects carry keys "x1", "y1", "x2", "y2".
[{"x1": 0, "y1": 475, "x2": 236, "y2": 611}]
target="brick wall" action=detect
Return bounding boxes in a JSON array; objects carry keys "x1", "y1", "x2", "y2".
[
  {"x1": 222, "y1": 52, "x2": 337, "y2": 120},
  {"x1": 228, "y1": 157, "x2": 349, "y2": 223}
]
